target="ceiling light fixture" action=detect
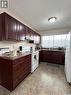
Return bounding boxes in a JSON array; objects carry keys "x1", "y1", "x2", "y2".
[{"x1": 48, "y1": 17, "x2": 57, "y2": 23}]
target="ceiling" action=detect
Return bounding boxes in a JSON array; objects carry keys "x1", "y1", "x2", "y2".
[{"x1": 9, "y1": 0, "x2": 71, "y2": 32}]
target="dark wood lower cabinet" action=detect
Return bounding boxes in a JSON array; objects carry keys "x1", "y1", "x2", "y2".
[
  {"x1": 0, "y1": 54, "x2": 31, "y2": 91},
  {"x1": 39, "y1": 50, "x2": 65, "y2": 65}
]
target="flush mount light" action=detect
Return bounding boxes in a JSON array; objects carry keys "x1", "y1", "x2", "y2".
[{"x1": 48, "y1": 17, "x2": 57, "y2": 23}]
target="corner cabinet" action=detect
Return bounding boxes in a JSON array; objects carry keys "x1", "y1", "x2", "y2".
[
  {"x1": 0, "y1": 12, "x2": 41, "y2": 43},
  {"x1": 39, "y1": 50, "x2": 65, "y2": 65}
]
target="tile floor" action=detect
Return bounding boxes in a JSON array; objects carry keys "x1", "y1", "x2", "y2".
[{"x1": 0, "y1": 62, "x2": 71, "y2": 95}]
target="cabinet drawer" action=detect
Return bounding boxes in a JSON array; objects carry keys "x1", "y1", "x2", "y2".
[
  {"x1": 13, "y1": 57, "x2": 26, "y2": 65},
  {"x1": 13, "y1": 63, "x2": 31, "y2": 77},
  {"x1": 13, "y1": 65, "x2": 31, "y2": 79},
  {"x1": 13, "y1": 67, "x2": 31, "y2": 88},
  {"x1": 13, "y1": 55, "x2": 31, "y2": 65},
  {"x1": 13, "y1": 60, "x2": 31, "y2": 69}
]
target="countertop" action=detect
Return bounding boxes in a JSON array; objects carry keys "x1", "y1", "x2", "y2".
[
  {"x1": 41, "y1": 49, "x2": 65, "y2": 52},
  {"x1": 0, "y1": 49, "x2": 40, "y2": 60},
  {"x1": 0, "y1": 49, "x2": 65, "y2": 60},
  {"x1": 0, "y1": 52, "x2": 31, "y2": 60}
]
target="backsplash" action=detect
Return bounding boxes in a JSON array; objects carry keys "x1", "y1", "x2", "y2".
[{"x1": 0, "y1": 41, "x2": 33, "y2": 54}]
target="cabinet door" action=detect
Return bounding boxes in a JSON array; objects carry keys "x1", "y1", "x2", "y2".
[
  {"x1": 29, "y1": 29, "x2": 34, "y2": 40},
  {"x1": 51, "y1": 51, "x2": 65, "y2": 64},
  {"x1": 25, "y1": 26, "x2": 30, "y2": 39},
  {"x1": 34, "y1": 35, "x2": 40, "y2": 44},
  {"x1": 0, "y1": 14, "x2": 3, "y2": 40},
  {"x1": 39, "y1": 50, "x2": 43, "y2": 62},
  {"x1": 43, "y1": 51, "x2": 51, "y2": 62},
  {"x1": 5, "y1": 14, "x2": 18, "y2": 40},
  {"x1": 33, "y1": 31, "x2": 40, "y2": 44},
  {"x1": 19, "y1": 23, "x2": 26, "y2": 41}
]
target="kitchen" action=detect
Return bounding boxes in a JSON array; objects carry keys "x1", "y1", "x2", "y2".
[{"x1": 0, "y1": 0, "x2": 71, "y2": 95}]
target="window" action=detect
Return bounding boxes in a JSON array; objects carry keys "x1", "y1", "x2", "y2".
[
  {"x1": 41, "y1": 34, "x2": 67, "y2": 48},
  {"x1": 41, "y1": 36, "x2": 53, "y2": 48}
]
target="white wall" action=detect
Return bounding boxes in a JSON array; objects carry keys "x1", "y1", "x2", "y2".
[{"x1": 39, "y1": 28, "x2": 70, "y2": 36}]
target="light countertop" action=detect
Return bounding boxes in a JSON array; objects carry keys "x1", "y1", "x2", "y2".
[{"x1": 0, "y1": 52, "x2": 31, "y2": 60}]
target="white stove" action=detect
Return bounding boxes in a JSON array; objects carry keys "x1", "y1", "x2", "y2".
[
  {"x1": 31, "y1": 51, "x2": 39, "y2": 73},
  {"x1": 19, "y1": 44, "x2": 39, "y2": 73}
]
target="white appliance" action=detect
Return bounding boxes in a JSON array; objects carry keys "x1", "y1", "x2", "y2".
[
  {"x1": 19, "y1": 45, "x2": 39, "y2": 73},
  {"x1": 31, "y1": 51, "x2": 39, "y2": 73},
  {"x1": 65, "y1": 32, "x2": 71, "y2": 83}
]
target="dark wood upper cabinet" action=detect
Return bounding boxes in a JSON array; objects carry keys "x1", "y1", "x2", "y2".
[
  {"x1": 5, "y1": 14, "x2": 18, "y2": 40},
  {"x1": 17, "y1": 21, "x2": 26, "y2": 41},
  {"x1": 0, "y1": 12, "x2": 41, "y2": 42},
  {"x1": 0, "y1": 12, "x2": 19, "y2": 41},
  {"x1": 20, "y1": 23, "x2": 26, "y2": 40},
  {"x1": 29, "y1": 29, "x2": 34, "y2": 40},
  {"x1": 25, "y1": 26, "x2": 31, "y2": 39},
  {"x1": 0, "y1": 15, "x2": 3, "y2": 40}
]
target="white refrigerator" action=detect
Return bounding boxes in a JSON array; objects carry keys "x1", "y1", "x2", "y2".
[{"x1": 65, "y1": 31, "x2": 71, "y2": 83}]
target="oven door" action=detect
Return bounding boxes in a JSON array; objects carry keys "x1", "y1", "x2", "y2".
[{"x1": 31, "y1": 51, "x2": 39, "y2": 72}]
